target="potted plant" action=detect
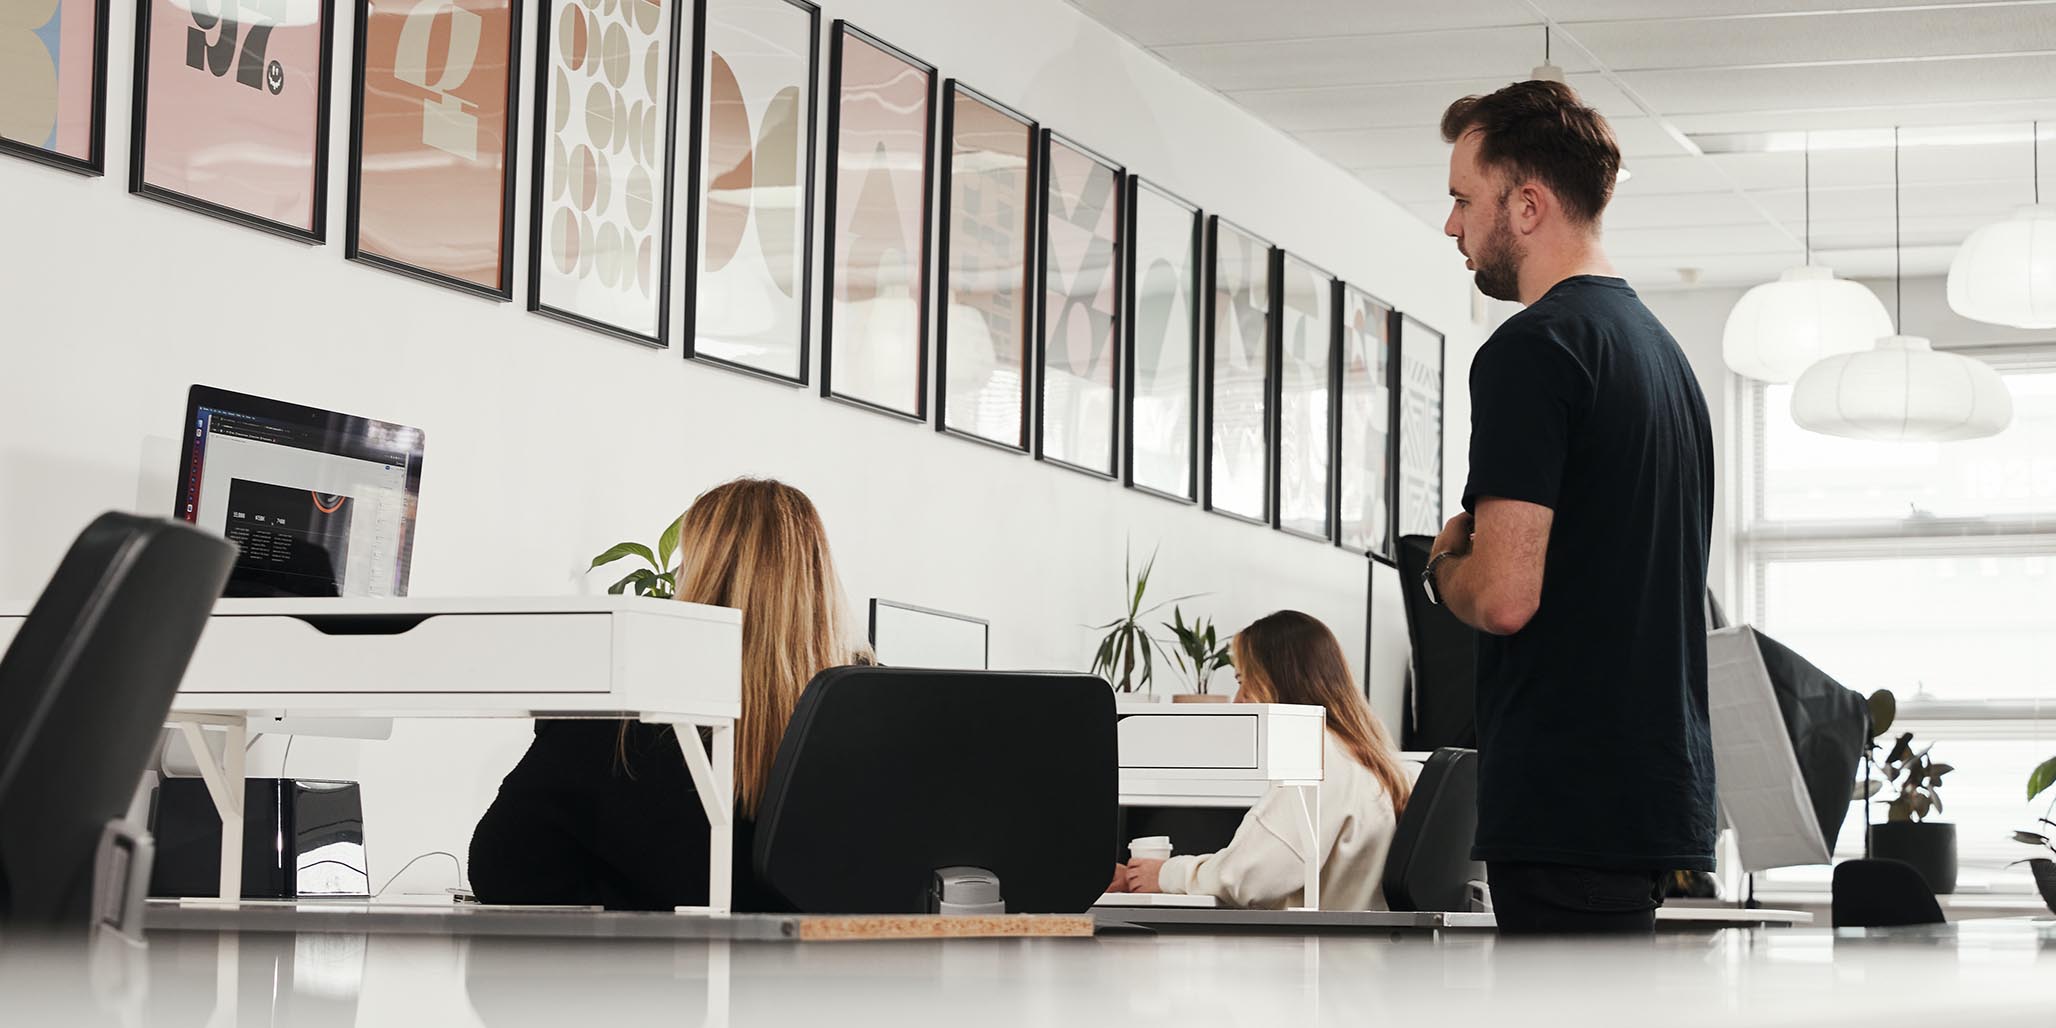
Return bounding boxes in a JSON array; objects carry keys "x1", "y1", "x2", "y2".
[
  {"x1": 2013, "y1": 755, "x2": 2056, "y2": 915},
  {"x1": 1087, "y1": 545, "x2": 1196, "y2": 698},
  {"x1": 1856, "y1": 689, "x2": 1959, "y2": 894},
  {"x1": 1163, "y1": 606, "x2": 1233, "y2": 704},
  {"x1": 587, "y1": 514, "x2": 684, "y2": 598}
]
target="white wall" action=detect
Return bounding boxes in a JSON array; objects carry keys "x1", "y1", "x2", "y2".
[{"x1": 0, "y1": 0, "x2": 1483, "y2": 888}]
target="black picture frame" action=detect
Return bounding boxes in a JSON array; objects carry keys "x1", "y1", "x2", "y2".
[
  {"x1": 1333, "y1": 280, "x2": 1399, "y2": 568},
  {"x1": 129, "y1": 0, "x2": 337, "y2": 243},
  {"x1": 1392, "y1": 310, "x2": 1446, "y2": 543},
  {"x1": 343, "y1": 0, "x2": 524, "y2": 301},
  {"x1": 680, "y1": 0, "x2": 822, "y2": 386},
  {"x1": 524, "y1": 0, "x2": 687, "y2": 348},
  {"x1": 0, "y1": 0, "x2": 112, "y2": 175},
  {"x1": 1121, "y1": 176, "x2": 1202, "y2": 505},
  {"x1": 1201, "y1": 214, "x2": 1276, "y2": 527},
  {"x1": 818, "y1": 20, "x2": 936, "y2": 423},
  {"x1": 1272, "y1": 251, "x2": 1338, "y2": 544},
  {"x1": 867, "y1": 598, "x2": 991, "y2": 669},
  {"x1": 1034, "y1": 128, "x2": 1124, "y2": 481},
  {"x1": 933, "y1": 79, "x2": 1037, "y2": 454}
]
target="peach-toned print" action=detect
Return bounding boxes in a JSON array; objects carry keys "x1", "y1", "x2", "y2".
[
  {"x1": 142, "y1": 0, "x2": 325, "y2": 230},
  {"x1": 354, "y1": 0, "x2": 512, "y2": 287}
]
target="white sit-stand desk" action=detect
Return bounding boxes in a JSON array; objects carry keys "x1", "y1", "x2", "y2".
[
  {"x1": 1113, "y1": 702, "x2": 1325, "y2": 910},
  {"x1": 0, "y1": 596, "x2": 743, "y2": 913}
]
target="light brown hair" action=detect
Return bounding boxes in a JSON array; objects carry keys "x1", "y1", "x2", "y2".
[
  {"x1": 1233, "y1": 611, "x2": 1411, "y2": 818},
  {"x1": 1440, "y1": 79, "x2": 1620, "y2": 225},
  {"x1": 652, "y1": 477, "x2": 867, "y2": 816}
]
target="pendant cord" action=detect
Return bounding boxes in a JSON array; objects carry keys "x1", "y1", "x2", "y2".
[
  {"x1": 2036, "y1": 120, "x2": 2042, "y2": 206},
  {"x1": 1803, "y1": 135, "x2": 1811, "y2": 265},
  {"x1": 1545, "y1": 26, "x2": 1551, "y2": 64},
  {"x1": 1894, "y1": 126, "x2": 1903, "y2": 335}
]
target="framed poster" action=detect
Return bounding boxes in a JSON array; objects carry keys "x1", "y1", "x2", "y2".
[
  {"x1": 1336, "y1": 283, "x2": 1395, "y2": 559},
  {"x1": 131, "y1": 0, "x2": 336, "y2": 240},
  {"x1": 1395, "y1": 312, "x2": 1445, "y2": 538},
  {"x1": 1036, "y1": 130, "x2": 1121, "y2": 479},
  {"x1": 683, "y1": 0, "x2": 818, "y2": 382},
  {"x1": 346, "y1": 0, "x2": 522, "y2": 298},
  {"x1": 1203, "y1": 215, "x2": 1273, "y2": 525},
  {"x1": 934, "y1": 80, "x2": 1034, "y2": 451},
  {"x1": 527, "y1": 0, "x2": 683, "y2": 346},
  {"x1": 820, "y1": 21, "x2": 933, "y2": 421},
  {"x1": 1123, "y1": 177, "x2": 1199, "y2": 504},
  {"x1": 0, "y1": 0, "x2": 110, "y2": 174},
  {"x1": 1275, "y1": 252, "x2": 1335, "y2": 542}
]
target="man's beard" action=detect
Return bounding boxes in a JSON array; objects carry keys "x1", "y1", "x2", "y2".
[{"x1": 1470, "y1": 211, "x2": 1523, "y2": 302}]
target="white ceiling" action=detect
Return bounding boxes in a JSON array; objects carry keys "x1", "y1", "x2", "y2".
[{"x1": 1067, "y1": 0, "x2": 2056, "y2": 290}]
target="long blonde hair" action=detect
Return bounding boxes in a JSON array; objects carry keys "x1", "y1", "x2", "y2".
[
  {"x1": 660, "y1": 478, "x2": 866, "y2": 816},
  {"x1": 1232, "y1": 611, "x2": 1411, "y2": 818}
]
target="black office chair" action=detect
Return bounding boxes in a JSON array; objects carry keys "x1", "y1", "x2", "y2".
[
  {"x1": 1382, "y1": 747, "x2": 1483, "y2": 913},
  {"x1": 1396, "y1": 535, "x2": 1478, "y2": 750},
  {"x1": 0, "y1": 513, "x2": 236, "y2": 935},
  {"x1": 754, "y1": 667, "x2": 1117, "y2": 914},
  {"x1": 1831, "y1": 858, "x2": 1945, "y2": 928}
]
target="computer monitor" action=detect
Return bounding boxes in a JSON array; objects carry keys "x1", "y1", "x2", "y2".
[
  {"x1": 867, "y1": 599, "x2": 990, "y2": 669},
  {"x1": 174, "y1": 386, "x2": 424, "y2": 598}
]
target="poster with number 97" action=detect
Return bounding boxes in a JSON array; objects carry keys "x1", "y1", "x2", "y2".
[
  {"x1": 347, "y1": 0, "x2": 521, "y2": 297},
  {"x1": 131, "y1": 0, "x2": 335, "y2": 241}
]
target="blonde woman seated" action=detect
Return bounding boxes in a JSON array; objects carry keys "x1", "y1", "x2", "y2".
[
  {"x1": 468, "y1": 478, "x2": 870, "y2": 911},
  {"x1": 1112, "y1": 610, "x2": 1414, "y2": 911}
]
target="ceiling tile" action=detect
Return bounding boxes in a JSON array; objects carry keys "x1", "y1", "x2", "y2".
[
  {"x1": 1149, "y1": 26, "x2": 1589, "y2": 93},
  {"x1": 1066, "y1": 0, "x2": 1531, "y2": 48},
  {"x1": 1563, "y1": 4, "x2": 2056, "y2": 72},
  {"x1": 1617, "y1": 54, "x2": 2056, "y2": 116},
  {"x1": 1229, "y1": 72, "x2": 1636, "y2": 133}
]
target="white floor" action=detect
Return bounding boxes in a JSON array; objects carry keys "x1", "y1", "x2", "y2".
[{"x1": 4, "y1": 920, "x2": 2051, "y2": 1026}]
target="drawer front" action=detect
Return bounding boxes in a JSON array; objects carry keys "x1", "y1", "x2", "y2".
[
  {"x1": 182, "y1": 614, "x2": 615, "y2": 694},
  {"x1": 1117, "y1": 714, "x2": 1259, "y2": 770}
]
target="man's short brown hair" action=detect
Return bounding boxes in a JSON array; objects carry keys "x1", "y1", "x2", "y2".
[{"x1": 1441, "y1": 80, "x2": 1620, "y2": 225}]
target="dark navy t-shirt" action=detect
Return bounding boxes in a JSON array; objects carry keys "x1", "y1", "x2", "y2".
[{"x1": 1461, "y1": 275, "x2": 1718, "y2": 872}]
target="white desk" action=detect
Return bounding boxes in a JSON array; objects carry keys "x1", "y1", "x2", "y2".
[
  {"x1": 0, "y1": 596, "x2": 743, "y2": 913},
  {"x1": 1115, "y1": 702, "x2": 1325, "y2": 909}
]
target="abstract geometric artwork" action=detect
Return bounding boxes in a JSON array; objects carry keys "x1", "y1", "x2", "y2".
[
  {"x1": 821, "y1": 21, "x2": 932, "y2": 419},
  {"x1": 529, "y1": 0, "x2": 679, "y2": 345},
  {"x1": 0, "y1": 0, "x2": 106, "y2": 173},
  {"x1": 1124, "y1": 177, "x2": 1199, "y2": 503},
  {"x1": 1037, "y1": 131, "x2": 1121, "y2": 478},
  {"x1": 1275, "y1": 253, "x2": 1334, "y2": 541},
  {"x1": 1397, "y1": 313, "x2": 1445, "y2": 538},
  {"x1": 131, "y1": 0, "x2": 335, "y2": 240},
  {"x1": 686, "y1": 0, "x2": 817, "y2": 381},
  {"x1": 936, "y1": 81, "x2": 1034, "y2": 450},
  {"x1": 1205, "y1": 216, "x2": 1273, "y2": 524},
  {"x1": 1337, "y1": 284, "x2": 1394, "y2": 557},
  {"x1": 347, "y1": 0, "x2": 521, "y2": 297}
]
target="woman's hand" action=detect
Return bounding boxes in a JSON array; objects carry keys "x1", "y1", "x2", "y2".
[
  {"x1": 1107, "y1": 863, "x2": 1129, "y2": 893},
  {"x1": 1125, "y1": 858, "x2": 1166, "y2": 893}
]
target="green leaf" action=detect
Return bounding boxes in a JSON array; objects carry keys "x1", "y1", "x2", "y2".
[
  {"x1": 590, "y1": 541, "x2": 659, "y2": 572},
  {"x1": 1868, "y1": 689, "x2": 1897, "y2": 738},
  {"x1": 2028, "y1": 757, "x2": 2056, "y2": 801},
  {"x1": 1852, "y1": 779, "x2": 1883, "y2": 801},
  {"x1": 1886, "y1": 733, "x2": 1914, "y2": 766},
  {"x1": 2013, "y1": 832, "x2": 2050, "y2": 847},
  {"x1": 657, "y1": 513, "x2": 684, "y2": 572},
  {"x1": 608, "y1": 568, "x2": 656, "y2": 595}
]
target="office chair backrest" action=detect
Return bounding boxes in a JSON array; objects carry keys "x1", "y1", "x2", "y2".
[
  {"x1": 1832, "y1": 858, "x2": 1945, "y2": 928},
  {"x1": 754, "y1": 667, "x2": 1117, "y2": 914},
  {"x1": 0, "y1": 513, "x2": 236, "y2": 930},
  {"x1": 1381, "y1": 747, "x2": 1482, "y2": 912},
  {"x1": 1395, "y1": 535, "x2": 1477, "y2": 750}
]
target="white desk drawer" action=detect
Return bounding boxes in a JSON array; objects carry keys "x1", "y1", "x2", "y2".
[
  {"x1": 182, "y1": 613, "x2": 614, "y2": 694},
  {"x1": 1118, "y1": 713, "x2": 1258, "y2": 769}
]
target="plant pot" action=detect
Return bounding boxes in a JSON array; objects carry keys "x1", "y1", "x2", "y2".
[
  {"x1": 2029, "y1": 858, "x2": 2056, "y2": 917},
  {"x1": 1172, "y1": 693, "x2": 1231, "y2": 704},
  {"x1": 1869, "y1": 820, "x2": 1958, "y2": 895}
]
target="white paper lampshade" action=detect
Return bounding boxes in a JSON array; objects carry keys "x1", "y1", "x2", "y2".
[
  {"x1": 1945, "y1": 204, "x2": 2056, "y2": 329},
  {"x1": 1722, "y1": 265, "x2": 1893, "y2": 383},
  {"x1": 1790, "y1": 335, "x2": 2015, "y2": 442}
]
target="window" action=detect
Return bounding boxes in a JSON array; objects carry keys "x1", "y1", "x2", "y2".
[{"x1": 1740, "y1": 345, "x2": 2056, "y2": 894}]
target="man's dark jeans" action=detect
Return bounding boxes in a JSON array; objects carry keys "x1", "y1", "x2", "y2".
[{"x1": 1487, "y1": 861, "x2": 1668, "y2": 935}]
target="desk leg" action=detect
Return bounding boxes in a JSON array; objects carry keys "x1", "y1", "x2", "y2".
[
  {"x1": 673, "y1": 722, "x2": 734, "y2": 915},
  {"x1": 175, "y1": 718, "x2": 246, "y2": 902},
  {"x1": 1294, "y1": 785, "x2": 1321, "y2": 912}
]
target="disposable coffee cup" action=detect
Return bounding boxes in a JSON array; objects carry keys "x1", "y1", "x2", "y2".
[{"x1": 1128, "y1": 836, "x2": 1172, "y2": 862}]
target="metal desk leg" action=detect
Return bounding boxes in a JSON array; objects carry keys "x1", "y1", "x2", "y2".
[
  {"x1": 1293, "y1": 785, "x2": 1321, "y2": 911},
  {"x1": 174, "y1": 716, "x2": 247, "y2": 902},
  {"x1": 672, "y1": 720, "x2": 735, "y2": 915}
]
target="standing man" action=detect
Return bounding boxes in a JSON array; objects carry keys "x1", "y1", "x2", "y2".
[{"x1": 1422, "y1": 80, "x2": 1716, "y2": 934}]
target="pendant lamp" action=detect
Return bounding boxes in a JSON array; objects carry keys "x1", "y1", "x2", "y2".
[
  {"x1": 1793, "y1": 129, "x2": 2015, "y2": 442},
  {"x1": 1723, "y1": 138, "x2": 1893, "y2": 382},
  {"x1": 1945, "y1": 123, "x2": 2056, "y2": 328}
]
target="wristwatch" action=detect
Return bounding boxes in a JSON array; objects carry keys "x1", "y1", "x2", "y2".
[{"x1": 1422, "y1": 550, "x2": 1457, "y2": 607}]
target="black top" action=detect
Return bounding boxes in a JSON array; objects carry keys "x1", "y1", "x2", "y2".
[{"x1": 1460, "y1": 275, "x2": 1717, "y2": 872}]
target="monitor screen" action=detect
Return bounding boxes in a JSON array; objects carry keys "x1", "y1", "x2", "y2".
[
  {"x1": 175, "y1": 386, "x2": 424, "y2": 598},
  {"x1": 868, "y1": 600, "x2": 989, "y2": 669}
]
